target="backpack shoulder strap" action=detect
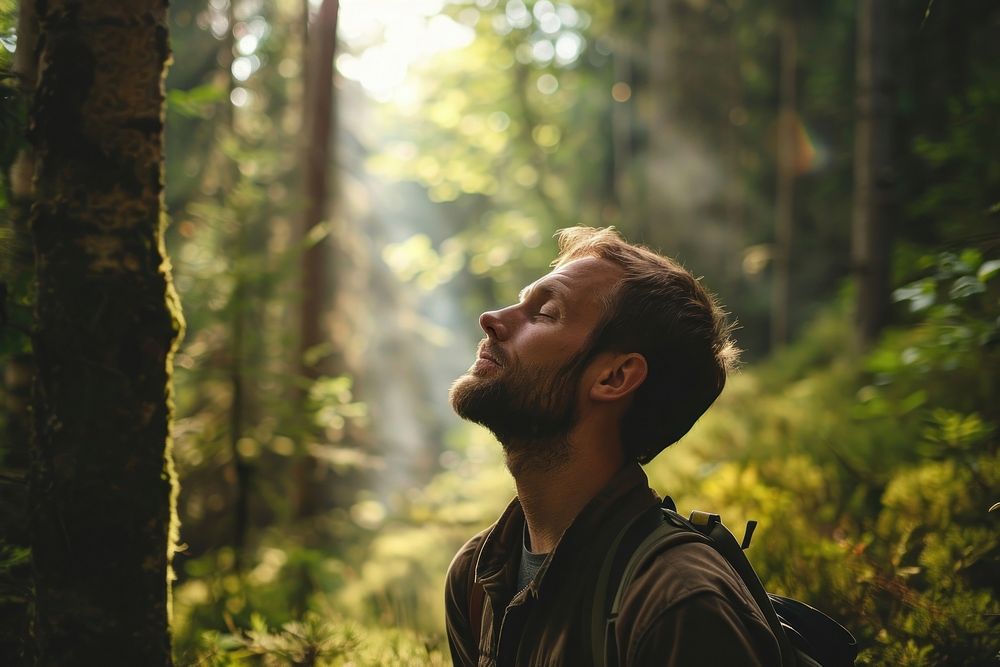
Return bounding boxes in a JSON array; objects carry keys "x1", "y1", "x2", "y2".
[
  {"x1": 595, "y1": 505, "x2": 800, "y2": 667},
  {"x1": 667, "y1": 509, "x2": 798, "y2": 667},
  {"x1": 593, "y1": 504, "x2": 705, "y2": 667}
]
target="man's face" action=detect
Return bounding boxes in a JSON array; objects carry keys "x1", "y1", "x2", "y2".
[{"x1": 449, "y1": 257, "x2": 620, "y2": 455}]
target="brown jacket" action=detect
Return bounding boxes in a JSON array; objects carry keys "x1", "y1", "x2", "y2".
[{"x1": 445, "y1": 464, "x2": 781, "y2": 666}]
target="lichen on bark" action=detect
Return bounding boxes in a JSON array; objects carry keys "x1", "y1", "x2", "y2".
[{"x1": 28, "y1": 1, "x2": 183, "y2": 665}]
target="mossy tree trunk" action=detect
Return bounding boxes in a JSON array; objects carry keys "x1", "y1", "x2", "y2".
[{"x1": 28, "y1": 1, "x2": 182, "y2": 664}]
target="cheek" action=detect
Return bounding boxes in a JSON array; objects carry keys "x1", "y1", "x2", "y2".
[
  {"x1": 520, "y1": 333, "x2": 580, "y2": 360},
  {"x1": 527, "y1": 329, "x2": 565, "y2": 346}
]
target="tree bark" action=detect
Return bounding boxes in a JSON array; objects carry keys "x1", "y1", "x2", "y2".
[
  {"x1": 28, "y1": 1, "x2": 182, "y2": 664},
  {"x1": 293, "y1": 0, "x2": 339, "y2": 520},
  {"x1": 852, "y1": 0, "x2": 894, "y2": 348},
  {"x1": 771, "y1": 6, "x2": 797, "y2": 350},
  {"x1": 300, "y1": 0, "x2": 338, "y2": 364}
]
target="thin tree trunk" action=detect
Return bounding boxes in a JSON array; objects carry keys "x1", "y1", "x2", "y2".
[
  {"x1": 0, "y1": 2, "x2": 39, "y2": 660},
  {"x1": 6, "y1": 0, "x2": 38, "y2": 308},
  {"x1": 645, "y1": 0, "x2": 677, "y2": 247},
  {"x1": 224, "y1": 0, "x2": 251, "y2": 572},
  {"x1": 293, "y1": 0, "x2": 339, "y2": 520},
  {"x1": 723, "y1": 19, "x2": 746, "y2": 298},
  {"x1": 610, "y1": 0, "x2": 633, "y2": 229},
  {"x1": 771, "y1": 7, "x2": 797, "y2": 350},
  {"x1": 300, "y1": 0, "x2": 338, "y2": 359},
  {"x1": 29, "y1": 1, "x2": 182, "y2": 664},
  {"x1": 852, "y1": 0, "x2": 894, "y2": 348}
]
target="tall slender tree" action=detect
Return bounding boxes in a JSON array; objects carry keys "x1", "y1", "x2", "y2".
[
  {"x1": 852, "y1": 0, "x2": 894, "y2": 347},
  {"x1": 0, "y1": 3, "x2": 39, "y2": 662},
  {"x1": 609, "y1": 0, "x2": 636, "y2": 228},
  {"x1": 293, "y1": 0, "x2": 339, "y2": 519},
  {"x1": 28, "y1": 1, "x2": 182, "y2": 663},
  {"x1": 771, "y1": 1, "x2": 798, "y2": 349},
  {"x1": 224, "y1": 0, "x2": 251, "y2": 571},
  {"x1": 644, "y1": 0, "x2": 679, "y2": 247}
]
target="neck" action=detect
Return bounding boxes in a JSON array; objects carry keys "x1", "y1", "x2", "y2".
[{"x1": 506, "y1": 423, "x2": 625, "y2": 554}]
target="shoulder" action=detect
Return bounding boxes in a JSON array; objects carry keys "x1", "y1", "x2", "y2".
[
  {"x1": 616, "y1": 541, "x2": 781, "y2": 666},
  {"x1": 630, "y1": 540, "x2": 759, "y2": 612}
]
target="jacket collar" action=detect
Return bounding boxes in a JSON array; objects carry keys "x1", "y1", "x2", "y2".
[{"x1": 475, "y1": 462, "x2": 660, "y2": 599}]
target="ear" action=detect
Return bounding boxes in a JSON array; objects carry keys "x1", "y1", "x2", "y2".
[{"x1": 589, "y1": 353, "x2": 647, "y2": 403}]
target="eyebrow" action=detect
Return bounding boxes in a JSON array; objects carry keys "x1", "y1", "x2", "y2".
[{"x1": 518, "y1": 279, "x2": 569, "y2": 304}]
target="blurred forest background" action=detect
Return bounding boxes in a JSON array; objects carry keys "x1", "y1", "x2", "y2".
[{"x1": 1, "y1": 0, "x2": 998, "y2": 665}]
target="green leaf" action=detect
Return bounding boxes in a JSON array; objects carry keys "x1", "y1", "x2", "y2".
[
  {"x1": 949, "y1": 275, "x2": 985, "y2": 299},
  {"x1": 215, "y1": 634, "x2": 246, "y2": 651},
  {"x1": 167, "y1": 84, "x2": 226, "y2": 118},
  {"x1": 977, "y1": 259, "x2": 1000, "y2": 282},
  {"x1": 959, "y1": 248, "x2": 983, "y2": 270},
  {"x1": 893, "y1": 279, "x2": 936, "y2": 311}
]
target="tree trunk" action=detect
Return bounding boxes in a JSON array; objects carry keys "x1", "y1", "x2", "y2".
[
  {"x1": 644, "y1": 0, "x2": 678, "y2": 247},
  {"x1": 609, "y1": 0, "x2": 634, "y2": 229},
  {"x1": 0, "y1": 1, "x2": 40, "y2": 663},
  {"x1": 852, "y1": 0, "x2": 894, "y2": 348},
  {"x1": 722, "y1": 22, "x2": 746, "y2": 299},
  {"x1": 28, "y1": 1, "x2": 182, "y2": 664},
  {"x1": 224, "y1": 0, "x2": 251, "y2": 571},
  {"x1": 771, "y1": 7, "x2": 797, "y2": 350},
  {"x1": 293, "y1": 0, "x2": 339, "y2": 520}
]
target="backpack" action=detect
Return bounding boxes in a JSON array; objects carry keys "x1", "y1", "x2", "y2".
[{"x1": 590, "y1": 496, "x2": 858, "y2": 667}]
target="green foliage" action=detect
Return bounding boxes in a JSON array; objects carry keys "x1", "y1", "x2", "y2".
[
  {"x1": 168, "y1": 83, "x2": 228, "y2": 119},
  {"x1": 909, "y1": 70, "x2": 1000, "y2": 243},
  {"x1": 187, "y1": 614, "x2": 446, "y2": 666},
  {"x1": 171, "y1": 426, "x2": 510, "y2": 663},
  {"x1": 0, "y1": 541, "x2": 30, "y2": 607}
]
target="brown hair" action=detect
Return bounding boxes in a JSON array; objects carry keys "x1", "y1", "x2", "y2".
[{"x1": 553, "y1": 226, "x2": 739, "y2": 462}]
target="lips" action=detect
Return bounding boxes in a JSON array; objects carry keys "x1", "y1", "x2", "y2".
[
  {"x1": 478, "y1": 351, "x2": 500, "y2": 366},
  {"x1": 475, "y1": 342, "x2": 504, "y2": 368}
]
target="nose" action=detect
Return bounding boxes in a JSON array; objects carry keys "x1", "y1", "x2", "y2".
[{"x1": 479, "y1": 309, "x2": 509, "y2": 341}]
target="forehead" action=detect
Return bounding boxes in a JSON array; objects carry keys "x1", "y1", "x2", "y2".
[{"x1": 523, "y1": 256, "x2": 621, "y2": 305}]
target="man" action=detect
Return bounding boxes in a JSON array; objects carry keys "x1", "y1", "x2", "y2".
[{"x1": 444, "y1": 227, "x2": 781, "y2": 666}]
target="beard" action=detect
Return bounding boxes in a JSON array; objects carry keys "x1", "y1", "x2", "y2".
[{"x1": 449, "y1": 342, "x2": 590, "y2": 473}]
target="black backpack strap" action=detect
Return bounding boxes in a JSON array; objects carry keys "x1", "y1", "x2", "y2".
[
  {"x1": 595, "y1": 505, "x2": 801, "y2": 667},
  {"x1": 593, "y1": 504, "x2": 704, "y2": 667},
  {"x1": 590, "y1": 506, "x2": 656, "y2": 667},
  {"x1": 668, "y1": 509, "x2": 798, "y2": 667}
]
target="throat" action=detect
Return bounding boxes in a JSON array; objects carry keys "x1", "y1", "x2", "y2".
[
  {"x1": 513, "y1": 441, "x2": 626, "y2": 554},
  {"x1": 502, "y1": 436, "x2": 573, "y2": 478},
  {"x1": 515, "y1": 462, "x2": 588, "y2": 554}
]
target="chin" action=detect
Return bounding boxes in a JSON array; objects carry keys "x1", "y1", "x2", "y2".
[
  {"x1": 449, "y1": 372, "x2": 482, "y2": 412},
  {"x1": 449, "y1": 372, "x2": 501, "y2": 424}
]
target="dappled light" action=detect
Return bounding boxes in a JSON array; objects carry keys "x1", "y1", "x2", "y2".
[{"x1": 0, "y1": 0, "x2": 998, "y2": 665}]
